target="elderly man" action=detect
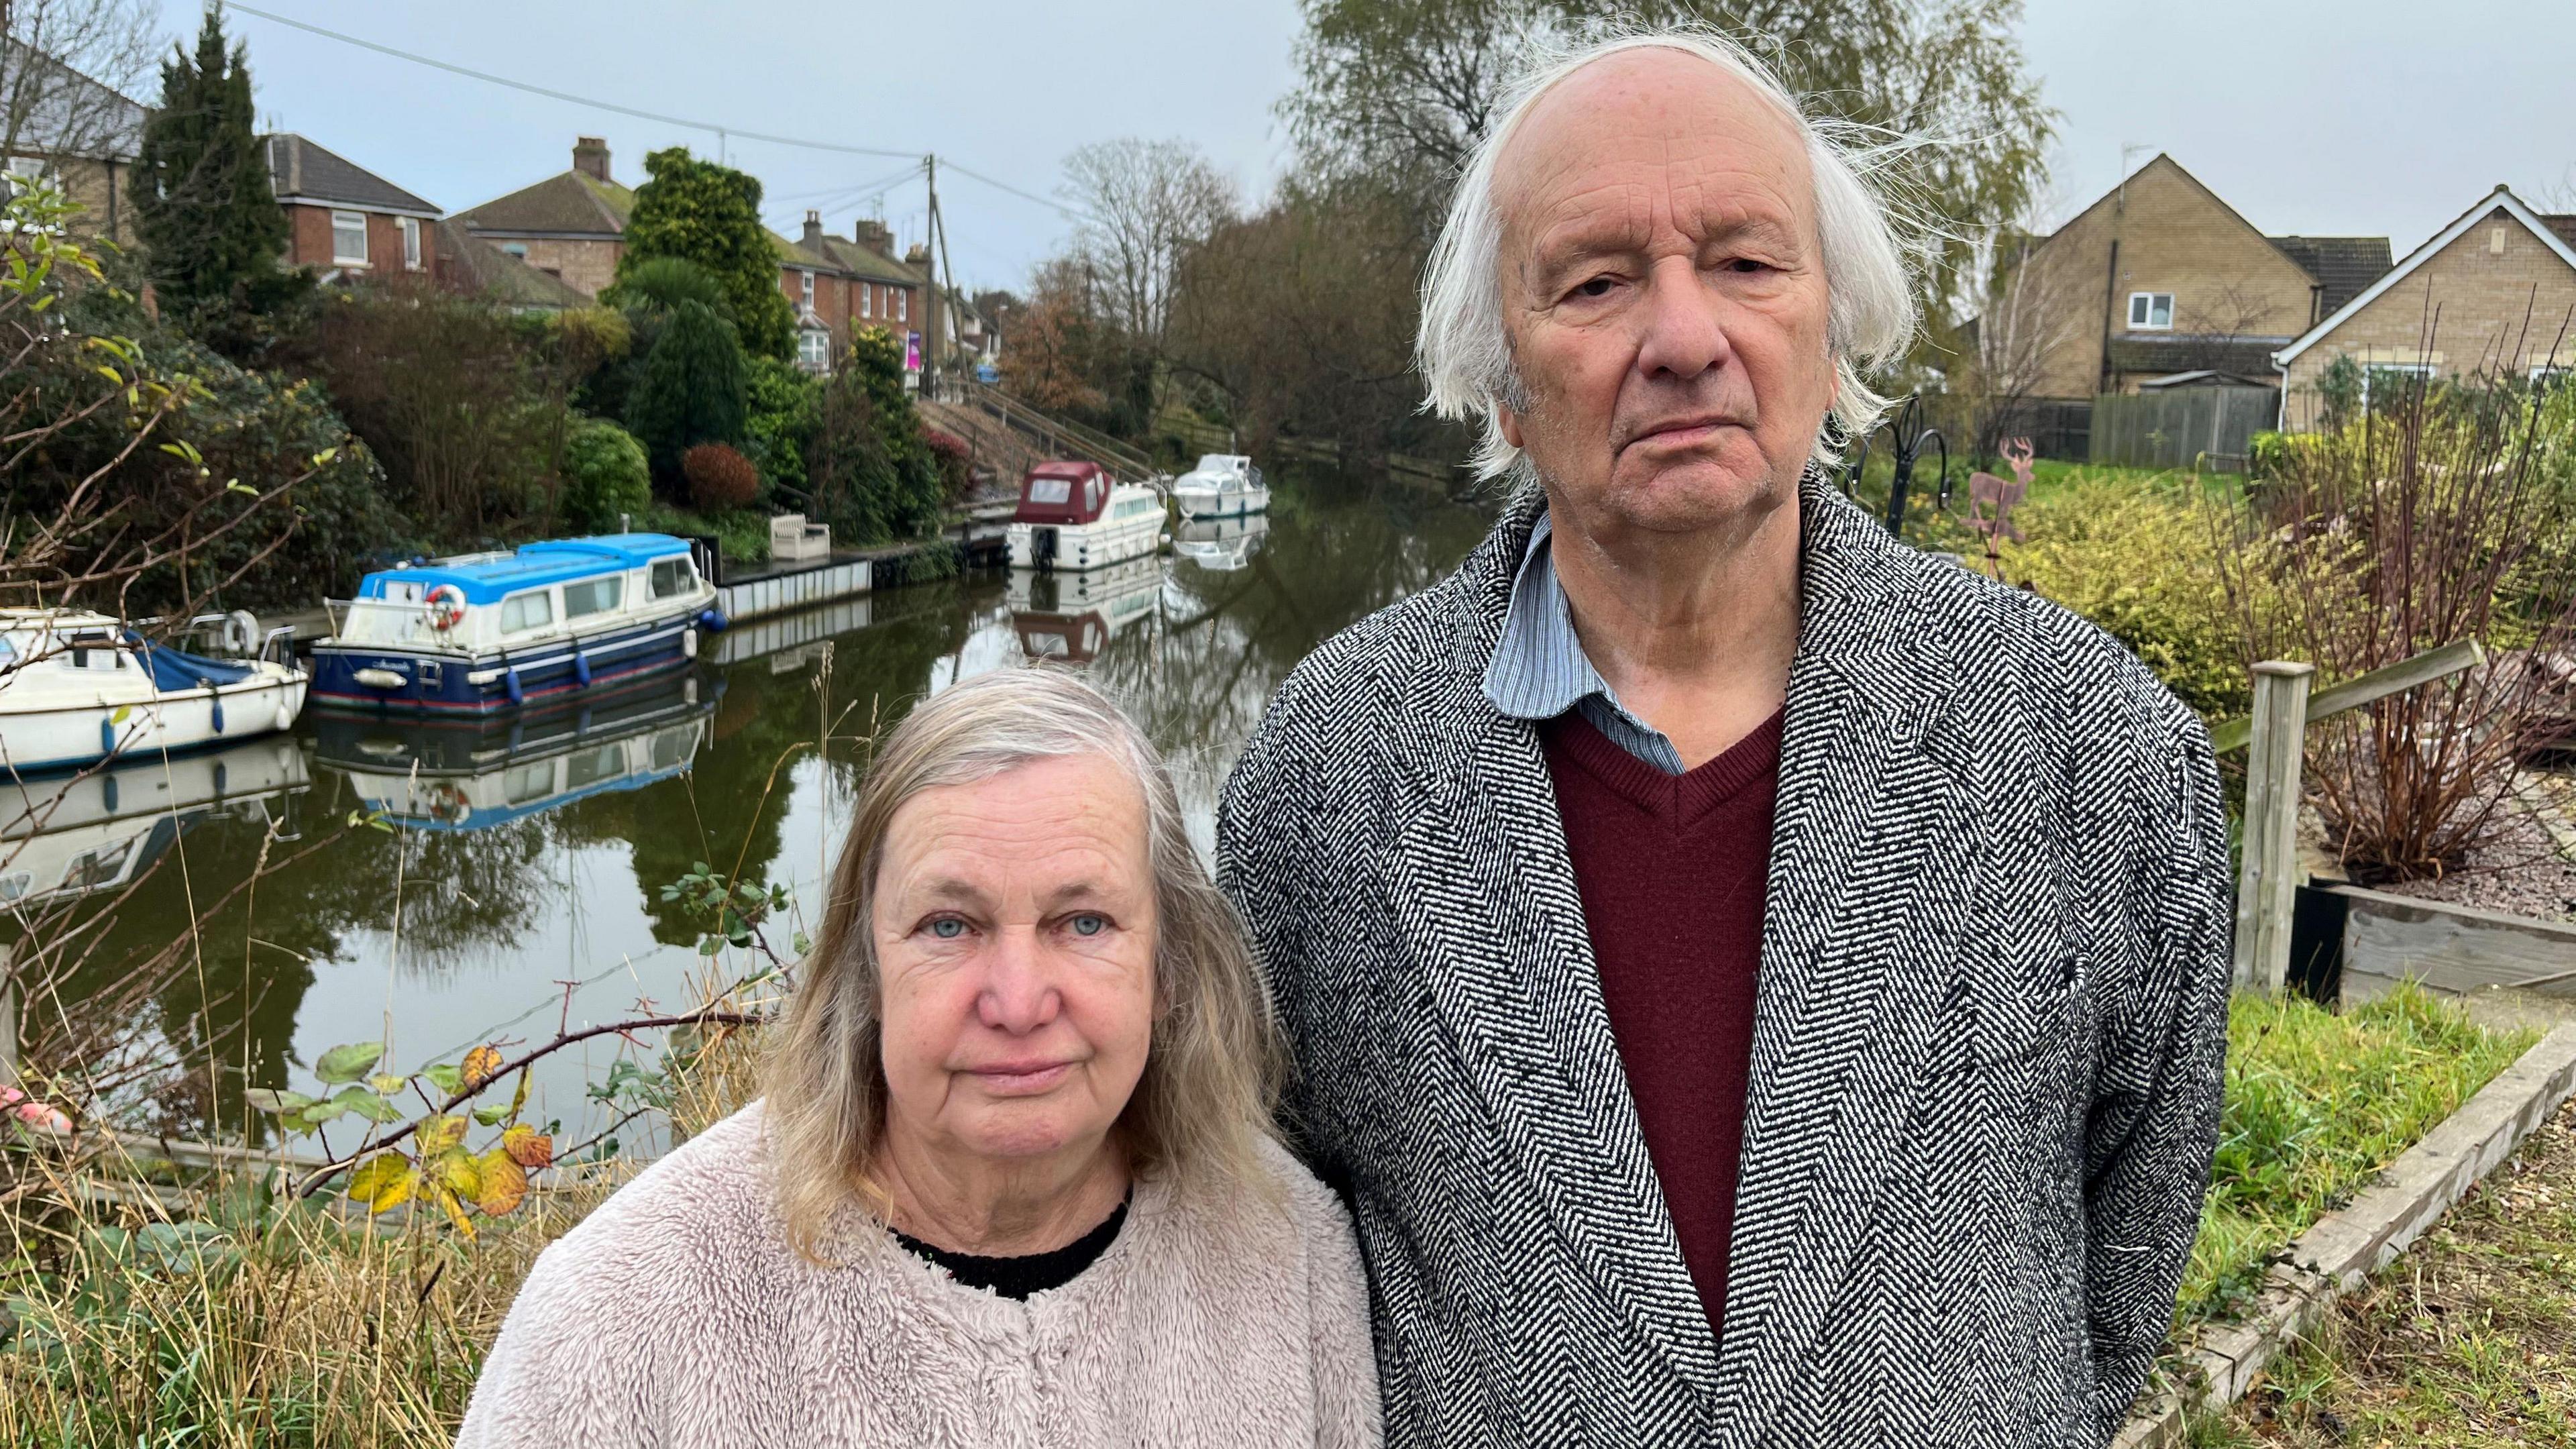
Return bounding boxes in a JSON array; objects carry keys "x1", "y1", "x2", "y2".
[{"x1": 1217, "y1": 30, "x2": 2231, "y2": 1449}]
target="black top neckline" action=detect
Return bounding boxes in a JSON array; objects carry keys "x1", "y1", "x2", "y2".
[{"x1": 892, "y1": 1193, "x2": 1131, "y2": 1301}]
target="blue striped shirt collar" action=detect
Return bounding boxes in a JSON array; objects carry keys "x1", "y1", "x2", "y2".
[{"x1": 1481, "y1": 511, "x2": 1688, "y2": 775}]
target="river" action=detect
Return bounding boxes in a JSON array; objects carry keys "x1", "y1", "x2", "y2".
[{"x1": 4, "y1": 468, "x2": 1495, "y2": 1154}]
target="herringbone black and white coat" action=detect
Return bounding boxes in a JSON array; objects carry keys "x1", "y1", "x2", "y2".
[{"x1": 1215, "y1": 469, "x2": 2232, "y2": 1448}]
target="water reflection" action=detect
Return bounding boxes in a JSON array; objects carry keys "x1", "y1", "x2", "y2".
[{"x1": 15, "y1": 466, "x2": 1493, "y2": 1144}]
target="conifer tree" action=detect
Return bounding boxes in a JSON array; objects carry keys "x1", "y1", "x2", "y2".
[
  {"x1": 133, "y1": 8, "x2": 288, "y2": 326},
  {"x1": 625, "y1": 299, "x2": 749, "y2": 488}
]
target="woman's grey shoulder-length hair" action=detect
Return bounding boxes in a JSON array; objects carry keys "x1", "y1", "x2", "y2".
[
  {"x1": 1416, "y1": 27, "x2": 1921, "y2": 482},
  {"x1": 763, "y1": 665, "x2": 1283, "y2": 1263}
]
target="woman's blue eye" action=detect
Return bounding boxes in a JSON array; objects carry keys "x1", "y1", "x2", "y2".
[
  {"x1": 1071, "y1": 914, "x2": 1106, "y2": 937},
  {"x1": 929, "y1": 918, "x2": 965, "y2": 939}
]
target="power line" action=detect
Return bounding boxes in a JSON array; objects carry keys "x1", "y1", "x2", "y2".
[{"x1": 227, "y1": 3, "x2": 920, "y2": 160}]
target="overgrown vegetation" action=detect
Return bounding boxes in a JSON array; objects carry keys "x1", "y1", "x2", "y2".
[{"x1": 2178, "y1": 985, "x2": 2534, "y2": 1328}]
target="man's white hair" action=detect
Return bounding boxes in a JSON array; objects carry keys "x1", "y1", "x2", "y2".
[{"x1": 1416, "y1": 28, "x2": 1920, "y2": 481}]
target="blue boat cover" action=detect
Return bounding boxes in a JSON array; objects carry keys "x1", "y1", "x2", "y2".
[
  {"x1": 127, "y1": 636, "x2": 258, "y2": 690},
  {"x1": 355, "y1": 535, "x2": 693, "y2": 607}
]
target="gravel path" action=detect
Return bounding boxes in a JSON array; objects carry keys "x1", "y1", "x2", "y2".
[{"x1": 2373, "y1": 773, "x2": 2576, "y2": 924}]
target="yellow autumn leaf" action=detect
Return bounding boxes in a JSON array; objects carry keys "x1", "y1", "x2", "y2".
[
  {"x1": 417, "y1": 1114, "x2": 468, "y2": 1154},
  {"x1": 461, "y1": 1044, "x2": 505, "y2": 1091},
  {"x1": 433, "y1": 1184, "x2": 478, "y2": 1239},
  {"x1": 476, "y1": 1149, "x2": 529, "y2": 1216},
  {"x1": 501, "y1": 1122, "x2": 553, "y2": 1170},
  {"x1": 433, "y1": 1148, "x2": 482, "y2": 1201},
  {"x1": 345, "y1": 1153, "x2": 416, "y2": 1213}
]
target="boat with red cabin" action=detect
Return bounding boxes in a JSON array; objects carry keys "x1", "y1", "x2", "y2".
[{"x1": 1005, "y1": 460, "x2": 1165, "y2": 572}]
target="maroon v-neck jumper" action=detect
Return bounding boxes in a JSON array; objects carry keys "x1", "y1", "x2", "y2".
[{"x1": 1539, "y1": 706, "x2": 1784, "y2": 1335}]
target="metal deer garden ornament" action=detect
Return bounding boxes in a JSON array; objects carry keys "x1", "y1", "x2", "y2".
[
  {"x1": 1968, "y1": 439, "x2": 2033, "y2": 545},
  {"x1": 1839, "y1": 394, "x2": 1950, "y2": 535}
]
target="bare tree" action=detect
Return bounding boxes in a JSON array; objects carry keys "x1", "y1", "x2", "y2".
[
  {"x1": 1, "y1": 0, "x2": 155, "y2": 165},
  {"x1": 1966, "y1": 217, "x2": 2092, "y2": 462},
  {"x1": 1060, "y1": 137, "x2": 1237, "y2": 358}
]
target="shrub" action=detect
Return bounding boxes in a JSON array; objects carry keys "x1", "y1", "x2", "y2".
[
  {"x1": 625, "y1": 299, "x2": 747, "y2": 486},
  {"x1": 742, "y1": 356, "x2": 819, "y2": 503},
  {"x1": 684, "y1": 443, "x2": 760, "y2": 511},
  {"x1": 804, "y1": 325, "x2": 943, "y2": 545},
  {"x1": 923, "y1": 427, "x2": 973, "y2": 502},
  {"x1": 561, "y1": 418, "x2": 653, "y2": 533}
]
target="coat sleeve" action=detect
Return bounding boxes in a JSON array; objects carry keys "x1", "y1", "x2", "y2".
[
  {"x1": 2081, "y1": 684, "x2": 2233, "y2": 1435},
  {"x1": 455, "y1": 1230, "x2": 663, "y2": 1449}
]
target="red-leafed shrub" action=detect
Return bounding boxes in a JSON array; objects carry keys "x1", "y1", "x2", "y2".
[
  {"x1": 922, "y1": 427, "x2": 973, "y2": 501},
  {"x1": 682, "y1": 442, "x2": 760, "y2": 510}
]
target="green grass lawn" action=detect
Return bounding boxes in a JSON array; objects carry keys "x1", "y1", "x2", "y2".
[{"x1": 2184, "y1": 985, "x2": 2538, "y2": 1328}]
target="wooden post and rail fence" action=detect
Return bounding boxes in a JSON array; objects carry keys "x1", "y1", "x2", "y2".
[{"x1": 2212, "y1": 638, "x2": 2487, "y2": 996}]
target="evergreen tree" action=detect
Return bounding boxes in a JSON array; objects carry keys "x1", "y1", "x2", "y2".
[
  {"x1": 133, "y1": 9, "x2": 290, "y2": 327},
  {"x1": 616, "y1": 148, "x2": 796, "y2": 361},
  {"x1": 624, "y1": 299, "x2": 748, "y2": 488}
]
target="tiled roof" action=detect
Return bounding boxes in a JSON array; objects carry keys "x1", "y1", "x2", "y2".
[
  {"x1": 2108, "y1": 334, "x2": 2294, "y2": 380},
  {"x1": 262, "y1": 133, "x2": 437, "y2": 216},
  {"x1": 453, "y1": 170, "x2": 633, "y2": 238},
  {"x1": 1, "y1": 40, "x2": 146, "y2": 160},
  {"x1": 2268, "y1": 235, "x2": 2394, "y2": 316},
  {"x1": 807, "y1": 233, "x2": 924, "y2": 285},
  {"x1": 433, "y1": 220, "x2": 590, "y2": 310}
]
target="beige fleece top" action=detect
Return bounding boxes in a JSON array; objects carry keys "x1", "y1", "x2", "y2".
[{"x1": 456, "y1": 1102, "x2": 1381, "y2": 1448}]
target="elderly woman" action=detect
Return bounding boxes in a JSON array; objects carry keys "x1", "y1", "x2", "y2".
[{"x1": 459, "y1": 668, "x2": 1380, "y2": 1448}]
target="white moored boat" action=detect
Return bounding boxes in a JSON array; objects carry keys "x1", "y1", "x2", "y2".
[
  {"x1": 1170, "y1": 453, "x2": 1268, "y2": 519},
  {"x1": 0, "y1": 610, "x2": 309, "y2": 777},
  {"x1": 1005, "y1": 460, "x2": 1166, "y2": 572}
]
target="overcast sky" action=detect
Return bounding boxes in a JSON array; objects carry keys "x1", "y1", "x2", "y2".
[{"x1": 162, "y1": 1, "x2": 2576, "y2": 294}]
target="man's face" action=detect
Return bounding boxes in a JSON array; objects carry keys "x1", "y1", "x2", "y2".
[{"x1": 1493, "y1": 50, "x2": 1837, "y2": 536}]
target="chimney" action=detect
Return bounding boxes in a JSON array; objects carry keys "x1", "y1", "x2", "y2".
[
  {"x1": 802, "y1": 209, "x2": 824, "y2": 249},
  {"x1": 851, "y1": 219, "x2": 894, "y2": 256},
  {"x1": 572, "y1": 136, "x2": 611, "y2": 183},
  {"x1": 904, "y1": 242, "x2": 929, "y2": 266}
]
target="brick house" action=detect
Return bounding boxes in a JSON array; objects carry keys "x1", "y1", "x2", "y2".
[
  {"x1": 1983, "y1": 155, "x2": 2389, "y2": 402},
  {"x1": 2272, "y1": 186, "x2": 2576, "y2": 429},
  {"x1": 793, "y1": 212, "x2": 928, "y2": 374},
  {"x1": 0, "y1": 38, "x2": 145, "y2": 244},
  {"x1": 262, "y1": 133, "x2": 439, "y2": 279},
  {"x1": 451, "y1": 136, "x2": 631, "y2": 297}
]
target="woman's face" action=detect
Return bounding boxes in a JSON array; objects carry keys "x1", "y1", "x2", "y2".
[{"x1": 871, "y1": 752, "x2": 1158, "y2": 1173}]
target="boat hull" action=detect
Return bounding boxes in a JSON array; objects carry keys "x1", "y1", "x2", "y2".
[
  {"x1": 1006, "y1": 515, "x2": 1164, "y2": 571},
  {"x1": 0, "y1": 674, "x2": 308, "y2": 777},
  {"x1": 311, "y1": 608, "x2": 700, "y2": 715},
  {"x1": 1172, "y1": 484, "x2": 1271, "y2": 519}
]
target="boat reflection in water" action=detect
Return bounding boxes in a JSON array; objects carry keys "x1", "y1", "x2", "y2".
[
  {"x1": 1008, "y1": 559, "x2": 1164, "y2": 665},
  {"x1": 0, "y1": 735, "x2": 309, "y2": 907},
  {"x1": 313, "y1": 667, "x2": 719, "y2": 833},
  {"x1": 1171, "y1": 513, "x2": 1272, "y2": 573}
]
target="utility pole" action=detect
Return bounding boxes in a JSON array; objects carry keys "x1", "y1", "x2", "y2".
[{"x1": 922, "y1": 152, "x2": 950, "y2": 396}]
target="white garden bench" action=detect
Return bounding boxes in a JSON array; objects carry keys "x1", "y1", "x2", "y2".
[{"x1": 769, "y1": 513, "x2": 831, "y2": 562}]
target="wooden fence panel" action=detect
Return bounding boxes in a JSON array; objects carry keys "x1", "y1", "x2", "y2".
[{"x1": 2090, "y1": 386, "x2": 2277, "y2": 472}]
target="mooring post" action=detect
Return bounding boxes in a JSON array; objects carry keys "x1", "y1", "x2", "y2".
[{"x1": 2234, "y1": 660, "x2": 2316, "y2": 994}]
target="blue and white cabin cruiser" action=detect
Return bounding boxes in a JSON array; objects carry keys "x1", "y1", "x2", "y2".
[
  {"x1": 1170, "y1": 454, "x2": 1268, "y2": 519},
  {"x1": 0, "y1": 608, "x2": 308, "y2": 776},
  {"x1": 313, "y1": 535, "x2": 722, "y2": 714}
]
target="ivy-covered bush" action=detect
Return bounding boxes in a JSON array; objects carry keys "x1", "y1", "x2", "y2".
[
  {"x1": 561, "y1": 418, "x2": 653, "y2": 533},
  {"x1": 683, "y1": 443, "x2": 761, "y2": 511}
]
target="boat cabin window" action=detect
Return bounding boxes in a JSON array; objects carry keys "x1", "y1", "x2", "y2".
[
  {"x1": 562, "y1": 577, "x2": 624, "y2": 620},
  {"x1": 500, "y1": 590, "x2": 553, "y2": 633},
  {"x1": 1028, "y1": 476, "x2": 1071, "y2": 505},
  {"x1": 1086, "y1": 478, "x2": 1104, "y2": 512},
  {"x1": 649, "y1": 556, "x2": 696, "y2": 599}
]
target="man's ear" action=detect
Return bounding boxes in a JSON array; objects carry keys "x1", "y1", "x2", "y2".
[{"x1": 1497, "y1": 406, "x2": 1525, "y2": 450}]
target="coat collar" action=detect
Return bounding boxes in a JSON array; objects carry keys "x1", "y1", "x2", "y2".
[{"x1": 1388, "y1": 464, "x2": 1979, "y2": 1440}]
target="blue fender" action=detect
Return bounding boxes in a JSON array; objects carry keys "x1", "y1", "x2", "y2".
[
  {"x1": 574, "y1": 652, "x2": 592, "y2": 688},
  {"x1": 697, "y1": 607, "x2": 729, "y2": 634},
  {"x1": 99, "y1": 716, "x2": 115, "y2": 759},
  {"x1": 504, "y1": 667, "x2": 524, "y2": 706},
  {"x1": 210, "y1": 694, "x2": 225, "y2": 736}
]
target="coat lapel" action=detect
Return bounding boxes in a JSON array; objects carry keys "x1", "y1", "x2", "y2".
[
  {"x1": 1384, "y1": 490, "x2": 1727, "y2": 1411},
  {"x1": 1708, "y1": 476, "x2": 1980, "y2": 1446}
]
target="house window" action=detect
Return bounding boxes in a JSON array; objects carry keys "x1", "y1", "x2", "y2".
[
  {"x1": 798, "y1": 327, "x2": 832, "y2": 372},
  {"x1": 501, "y1": 242, "x2": 529, "y2": 259},
  {"x1": 800, "y1": 269, "x2": 815, "y2": 306},
  {"x1": 896, "y1": 289, "x2": 908, "y2": 323},
  {"x1": 861, "y1": 285, "x2": 873, "y2": 319},
  {"x1": 331, "y1": 210, "x2": 368, "y2": 265},
  {"x1": 2361, "y1": 362, "x2": 2432, "y2": 408},
  {"x1": 2530, "y1": 364, "x2": 2570, "y2": 392},
  {"x1": 400, "y1": 216, "x2": 421, "y2": 270},
  {"x1": 2127, "y1": 292, "x2": 2174, "y2": 331},
  {"x1": 3, "y1": 155, "x2": 46, "y2": 201}
]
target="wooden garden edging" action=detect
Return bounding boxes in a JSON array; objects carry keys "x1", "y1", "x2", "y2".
[
  {"x1": 2113, "y1": 1022, "x2": 2576, "y2": 1446},
  {"x1": 2214, "y1": 640, "x2": 2487, "y2": 996}
]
